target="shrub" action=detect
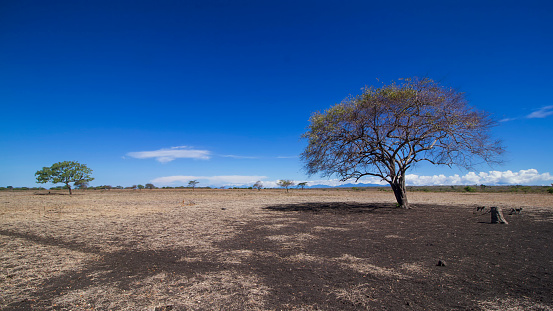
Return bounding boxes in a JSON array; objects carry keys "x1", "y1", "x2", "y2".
[
  {"x1": 520, "y1": 186, "x2": 531, "y2": 194},
  {"x1": 464, "y1": 186, "x2": 476, "y2": 192},
  {"x1": 548, "y1": 187, "x2": 553, "y2": 194}
]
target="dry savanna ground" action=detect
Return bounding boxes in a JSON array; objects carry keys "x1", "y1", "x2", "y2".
[{"x1": 1, "y1": 189, "x2": 553, "y2": 310}]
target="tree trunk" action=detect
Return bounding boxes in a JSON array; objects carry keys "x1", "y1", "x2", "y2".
[
  {"x1": 490, "y1": 206, "x2": 508, "y2": 224},
  {"x1": 390, "y1": 178, "x2": 409, "y2": 209},
  {"x1": 66, "y1": 183, "x2": 72, "y2": 195}
]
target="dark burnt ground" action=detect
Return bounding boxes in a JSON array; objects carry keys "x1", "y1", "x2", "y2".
[
  {"x1": 3, "y1": 203, "x2": 553, "y2": 310},
  {"x1": 222, "y1": 203, "x2": 553, "y2": 310}
]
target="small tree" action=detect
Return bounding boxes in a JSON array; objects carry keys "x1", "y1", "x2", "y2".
[
  {"x1": 145, "y1": 183, "x2": 155, "y2": 190},
  {"x1": 35, "y1": 161, "x2": 94, "y2": 195},
  {"x1": 297, "y1": 182, "x2": 308, "y2": 190},
  {"x1": 302, "y1": 77, "x2": 503, "y2": 208},
  {"x1": 131, "y1": 185, "x2": 138, "y2": 190},
  {"x1": 188, "y1": 180, "x2": 199, "y2": 191},
  {"x1": 253, "y1": 181, "x2": 263, "y2": 191},
  {"x1": 137, "y1": 184, "x2": 144, "y2": 190},
  {"x1": 277, "y1": 180, "x2": 295, "y2": 193}
]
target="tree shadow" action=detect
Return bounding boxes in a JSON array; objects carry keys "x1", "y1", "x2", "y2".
[
  {"x1": 0, "y1": 229, "x2": 220, "y2": 310},
  {"x1": 0, "y1": 229, "x2": 102, "y2": 254},
  {"x1": 34, "y1": 192, "x2": 78, "y2": 196},
  {"x1": 263, "y1": 201, "x2": 402, "y2": 214}
]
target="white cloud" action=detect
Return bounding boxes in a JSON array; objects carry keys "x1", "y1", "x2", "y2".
[
  {"x1": 405, "y1": 169, "x2": 552, "y2": 186},
  {"x1": 499, "y1": 117, "x2": 517, "y2": 122},
  {"x1": 127, "y1": 146, "x2": 210, "y2": 163},
  {"x1": 152, "y1": 175, "x2": 268, "y2": 186},
  {"x1": 300, "y1": 170, "x2": 552, "y2": 187},
  {"x1": 526, "y1": 105, "x2": 553, "y2": 119}
]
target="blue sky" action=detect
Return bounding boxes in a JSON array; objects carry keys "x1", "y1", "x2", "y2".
[{"x1": 1, "y1": 0, "x2": 552, "y2": 188}]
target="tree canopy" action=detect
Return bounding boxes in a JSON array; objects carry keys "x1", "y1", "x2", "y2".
[
  {"x1": 35, "y1": 161, "x2": 94, "y2": 195},
  {"x1": 188, "y1": 180, "x2": 199, "y2": 191},
  {"x1": 301, "y1": 77, "x2": 503, "y2": 208},
  {"x1": 277, "y1": 180, "x2": 295, "y2": 192},
  {"x1": 253, "y1": 181, "x2": 263, "y2": 191}
]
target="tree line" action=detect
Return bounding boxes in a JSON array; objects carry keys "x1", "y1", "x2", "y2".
[{"x1": 29, "y1": 163, "x2": 310, "y2": 194}]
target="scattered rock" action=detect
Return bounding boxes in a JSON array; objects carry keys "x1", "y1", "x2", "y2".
[
  {"x1": 154, "y1": 305, "x2": 173, "y2": 311},
  {"x1": 437, "y1": 260, "x2": 446, "y2": 266}
]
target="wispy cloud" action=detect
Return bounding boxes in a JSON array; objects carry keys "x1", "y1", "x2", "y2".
[
  {"x1": 499, "y1": 117, "x2": 518, "y2": 123},
  {"x1": 152, "y1": 175, "x2": 268, "y2": 186},
  {"x1": 526, "y1": 105, "x2": 553, "y2": 119},
  {"x1": 127, "y1": 146, "x2": 210, "y2": 163},
  {"x1": 499, "y1": 105, "x2": 553, "y2": 122}
]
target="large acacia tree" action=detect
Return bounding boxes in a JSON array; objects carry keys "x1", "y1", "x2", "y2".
[
  {"x1": 301, "y1": 77, "x2": 503, "y2": 208},
  {"x1": 35, "y1": 161, "x2": 94, "y2": 195}
]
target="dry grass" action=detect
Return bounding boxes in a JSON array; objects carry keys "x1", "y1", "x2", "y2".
[{"x1": 1, "y1": 189, "x2": 552, "y2": 310}]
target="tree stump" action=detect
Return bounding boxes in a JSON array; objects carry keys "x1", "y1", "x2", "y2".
[{"x1": 490, "y1": 206, "x2": 508, "y2": 224}]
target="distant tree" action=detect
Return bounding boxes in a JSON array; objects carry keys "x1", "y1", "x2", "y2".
[
  {"x1": 188, "y1": 180, "x2": 199, "y2": 191},
  {"x1": 131, "y1": 185, "x2": 138, "y2": 190},
  {"x1": 253, "y1": 181, "x2": 263, "y2": 191},
  {"x1": 145, "y1": 183, "x2": 155, "y2": 190},
  {"x1": 137, "y1": 184, "x2": 144, "y2": 190},
  {"x1": 277, "y1": 180, "x2": 295, "y2": 193},
  {"x1": 297, "y1": 182, "x2": 308, "y2": 190},
  {"x1": 35, "y1": 161, "x2": 94, "y2": 195},
  {"x1": 7, "y1": 186, "x2": 13, "y2": 190},
  {"x1": 302, "y1": 77, "x2": 503, "y2": 208}
]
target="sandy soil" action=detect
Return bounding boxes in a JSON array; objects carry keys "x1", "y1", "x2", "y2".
[{"x1": 1, "y1": 189, "x2": 552, "y2": 310}]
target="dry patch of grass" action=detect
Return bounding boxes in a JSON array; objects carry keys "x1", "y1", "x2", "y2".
[{"x1": 478, "y1": 298, "x2": 553, "y2": 311}]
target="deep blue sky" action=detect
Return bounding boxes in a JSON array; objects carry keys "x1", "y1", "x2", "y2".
[{"x1": 1, "y1": 0, "x2": 552, "y2": 188}]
